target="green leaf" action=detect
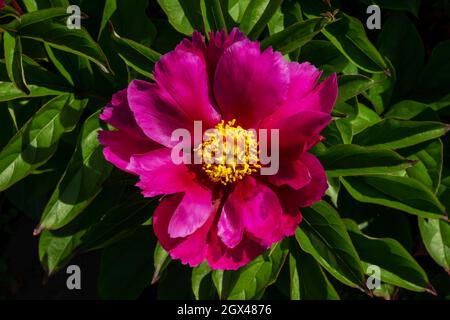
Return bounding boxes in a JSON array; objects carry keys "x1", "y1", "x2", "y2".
[
  {"x1": 345, "y1": 219, "x2": 431, "y2": 292},
  {"x1": 78, "y1": 196, "x2": 157, "y2": 252},
  {"x1": 38, "y1": 229, "x2": 83, "y2": 275},
  {"x1": 192, "y1": 262, "x2": 216, "y2": 300},
  {"x1": 360, "y1": 0, "x2": 421, "y2": 16},
  {"x1": 0, "y1": 57, "x2": 73, "y2": 101},
  {"x1": 98, "y1": 0, "x2": 117, "y2": 39},
  {"x1": 109, "y1": 0, "x2": 157, "y2": 46},
  {"x1": 0, "y1": 95, "x2": 85, "y2": 192},
  {"x1": 157, "y1": 0, "x2": 203, "y2": 35},
  {"x1": 10, "y1": 20, "x2": 111, "y2": 73},
  {"x1": 152, "y1": 242, "x2": 171, "y2": 284},
  {"x1": 322, "y1": 13, "x2": 387, "y2": 73},
  {"x1": 295, "y1": 201, "x2": 366, "y2": 289},
  {"x1": 38, "y1": 110, "x2": 112, "y2": 231},
  {"x1": 415, "y1": 40, "x2": 450, "y2": 102},
  {"x1": 3, "y1": 33, "x2": 29, "y2": 94},
  {"x1": 351, "y1": 103, "x2": 381, "y2": 135},
  {"x1": 111, "y1": 31, "x2": 161, "y2": 79},
  {"x1": 248, "y1": 0, "x2": 282, "y2": 39},
  {"x1": 401, "y1": 140, "x2": 443, "y2": 193},
  {"x1": 239, "y1": 0, "x2": 270, "y2": 35},
  {"x1": 213, "y1": 241, "x2": 288, "y2": 299},
  {"x1": 1, "y1": 8, "x2": 69, "y2": 31},
  {"x1": 353, "y1": 119, "x2": 450, "y2": 149},
  {"x1": 341, "y1": 175, "x2": 447, "y2": 219},
  {"x1": 386, "y1": 100, "x2": 450, "y2": 120},
  {"x1": 298, "y1": 40, "x2": 351, "y2": 77},
  {"x1": 418, "y1": 218, "x2": 450, "y2": 272},
  {"x1": 336, "y1": 75, "x2": 377, "y2": 105},
  {"x1": 45, "y1": 45, "x2": 94, "y2": 89},
  {"x1": 377, "y1": 13, "x2": 424, "y2": 103},
  {"x1": 261, "y1": 17, "x2": 329, "y2": 54},
  {"x1": 366, "y1": 58, "x2": 396, "y2": 115},
  {"x1": 318, "y1": 144, "x2": 414, "y2": 177},
  {"x1": 200, "y1": 0, "x2": 228, "y2": 33},
  {"x1": 289, "y1": 239, "x2": 339, "y2": 300},
  {"x1": 98, "y1": 226, "x2": 155, "y2": 299}
]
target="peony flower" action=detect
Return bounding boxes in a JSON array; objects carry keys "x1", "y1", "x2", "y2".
[
  {"x1": 99, "y1": 28, "x2": 338, "y2": 270},
  {"x1": 0, "y1": 0, "x2": 5, "y2": 10}
]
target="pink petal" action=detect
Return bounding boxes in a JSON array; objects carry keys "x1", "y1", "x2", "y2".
[
  {"x1": 298, "y1": 73, "x2": 338, "y2": 114},
  {"x1": 128, "y1": 148, "x2": 196, "y2": 197},
  {"x1": 168, "y1": 186, "x2": 213, "y2": 238},
  {"x1": 280, "y1": 153, "x2": 328, "y2": 208},
  {"x1": 99, "y1": 89, "x2": 158, "y2": 172},
  {"x1": 225, "y1": 177, "x2": 284, "y2": 247},
  {"x1": 263, "y1": 110, "x2": 332, "y2": 152},
  {"x1": 217, "y1": 195, "x2": 244, "y2": 249},
  {"x1": 98, "y1": 130, "x2": 157, "y2": 173},
  {"x1": 214, "y1": 40, "x2": 289, "y2": 128},
  {"x1": 153, "y1": 49, "x2": 220, "y2": 126},
  {"x1": 153, "y1": 194, "x2": 216, "y2": 267},
  {"x1": 128, "y1": 80, "x2": 193, "y2": 148},
  {"x1": 268, "y1": 156, "x2": 312, "y2": 189},
  {"x1": 207, "y1": 227, "x2": 266, "y2": 270},
  {"x1": 287, "y1": 62, "x2": 322, "y2": 102},
  {"x1": 262, "y1": 72, "x2": 337, "y2": 130},
  {"x1": 128, "y1": 49, "x2": 221, "y2": 147}
]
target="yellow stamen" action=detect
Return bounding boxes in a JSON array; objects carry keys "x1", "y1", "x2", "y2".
[{"x1": 195, "y1": 119, "x2": 261, "y2": 185}]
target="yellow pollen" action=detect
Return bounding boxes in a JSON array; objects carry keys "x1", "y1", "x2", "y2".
[{"x1": 195, "y1": 119, "x2": 261, "y2": 185}]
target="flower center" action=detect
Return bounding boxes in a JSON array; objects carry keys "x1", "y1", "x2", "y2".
[{"x1": 195, "y1": 119, "x2": 261, "y2": 185}]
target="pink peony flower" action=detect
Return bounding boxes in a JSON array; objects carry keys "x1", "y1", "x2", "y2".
[
  {"x1": 99, "y1": 28, "x2": 338, "y2": 270},
  {"x1": 0, "y1": 0, "x2": 5, "y2": 10}
]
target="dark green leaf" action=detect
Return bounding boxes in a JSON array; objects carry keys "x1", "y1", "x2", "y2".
[
  {"x1": 336, "y1": 74, "x2": 377, "y2": 105},
  {"x1": 289, "y1": 239, "x2": 339, "y2": 300},
  {"x1": 418, "y1": 218, "x2": 450, "y2": 272},
  {"x1": 0, "y1": 95, "x2": 85, "y2": 192},
  {"x1": 98, "y1": 226, "x2": 155, "y2": 299},
  {"x1": 213, "y1": 241, "x2": 288, "y2": 299},
  {"x1": 322, "y1": 13, "x2": 387, "y2": 73},
  {"x1": 157, "y1": 0, "x2": 203, "y2": 35},
  {"x1": 38, "y1": 110, "x2": 112, "y2": 231},
  {"x1": 377, "y1": 13, "x2": 424, "y2": 102},
  {"x1": 152, "y1": 242, "x2": 171, "y2": 284},
  {"x1": 345, "y1": 219, "x2": 431, "y2": 292},
  {"x1": 248, "y1": 0, "x2": 282, "y2": 39},
  {"x1": 341, "y1": 175, "x2": 446, "y2": 219},
  {"x1": 261, "y1": 17, "x2": 329, "y2": 54},
  {"x1": 386, "y1": 99, "x2": 450, "y2": 120},
  {"x1": 318, "y1": 144, "x2": 414, "y2": 177},
  {"x1": 3, "y1": 33, "x2": 29, "y2": 94},
  {"x1": 295, "y1": 201, "x2": 366, "y2": 289},
  {"x1": 111, "y1": 31, "x2": 161, "y2": 79},
  {"x1": 353, "y1": 119, "x2": 450, "y2": 149},
  {"x1": 401, "y1": 140, "x2": 443, "y2": 193}
]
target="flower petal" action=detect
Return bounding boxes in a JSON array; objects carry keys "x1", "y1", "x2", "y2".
[
  {"x1": 217, "y1": 195, "x2": 244, "y2": 249},
  {"x1": 128, "y1": 148, "x2": 196, "y2": 197},
  {"x1": 153, "y1": 194, "x2": 216, "y2": 267},
  {"x1": 264, "y1": 110, "x2": 332, "y2": 152},
  {"x1": 168, "y1": 186, "x2": 213, "y2": 238},
  {"x1": 225, "y1": 177, "x2": 284, "y2": 246},
  {"x1": 280, "y1": 153, "x2": 328, "y2": 208},
  {"x1": 98, "y1": 130, "x2": 157, "y2": 173},
  {"x1": 99, "y1": 89, "x2": 158, "y2": 172},
  {"x1": 268, "y1": 156, "x2": 312, "y2": 189},
  {"x1": 128, "y1": 49, "x2": 221, "y2": 147},
  {"x1": 207, "y1": 228, "x2": 266, "y2": 270},
  {"x1": 154, "y1": 49, "x2": 220, "y2": 126},
  {"x1": 214, "y1": 40, "x2": 289, "y2": 128}
]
